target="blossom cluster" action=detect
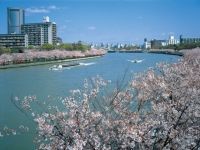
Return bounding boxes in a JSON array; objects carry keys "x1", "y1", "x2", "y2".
[{"x1": 0, "y1": 49, "x2": 106, "y2": 65}]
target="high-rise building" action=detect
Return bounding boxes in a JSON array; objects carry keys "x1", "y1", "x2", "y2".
[
  {"x1": 7, "y1": 7, "x2": 25, "y2": 34},
  {"x1": 21, "y1": 17, "x2": 57, "y2": 46}
]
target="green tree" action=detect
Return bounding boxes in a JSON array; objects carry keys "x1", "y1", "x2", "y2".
[
  {"x1": 57, "y1": 41, "x2": 90, "y2": 51},
  {"x1": 41, "y1": 44, "x2": 55, "y2": 51},
  {"x1": 59, "y1": 43, "x2": 73, "y2": 51},
  {"x1": 73, "y1": 41, "x2": 89, "y2": 51},
  {"x1": 28, "y1": 45, "x2": 34, "y2": 49},
  {"x1": 0, "y1": 47, "x2": 11, "y2": 55},
  {"x1": 11, "y1": 47, "x2": 25, "y2": 53}
]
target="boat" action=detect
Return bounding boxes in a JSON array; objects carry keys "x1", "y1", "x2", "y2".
[
  {"x1": 49, "y1": 62, "x2": 80, "y2": 70},
  {"x1": 49, "y1": 65, "x2": 62, "y2": 70},
  {"x1": 57, "y1": 64, "x2": 63, "y2": 69},
  {"x1": 61, "y1": 62, "x2": 80, "y2": 67}
]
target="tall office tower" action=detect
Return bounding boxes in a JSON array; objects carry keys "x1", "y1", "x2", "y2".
[{"x1": 7, "y1": 7, "x2": 25, "y2": 34}]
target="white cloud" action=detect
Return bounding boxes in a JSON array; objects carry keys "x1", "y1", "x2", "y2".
[
  {"x1": 88, "y1": 26, "x2": 96, "y2": 31},
  {"x1": 26, "y1": 8, "x2": 49, "y2": 13},
  {"x1": 26, "y1": 5, "x2": 60, "y2": 14}
]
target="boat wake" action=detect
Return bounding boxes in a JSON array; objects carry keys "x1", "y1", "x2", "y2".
[
  {"x1": 79, "y1": 62, "x2": 96, "y2": 66},
  {"x1": 127, "y1": 59, "x2": 144, "y2": 63},
  {"x1": 49, "y1": 62, "x2": 96, "y2": 71}
]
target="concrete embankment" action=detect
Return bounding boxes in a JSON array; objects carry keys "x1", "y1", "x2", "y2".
[
  {"x1": 148, "y1": 48, "x2": 200, "y2": 56},
  {"x1": 148, "y1": 49, "x2": 184, "y2": 56},
  {"x1": 107, "y1": 50, "x2": 143, "y2": 53},
  {"x1": 107, "y1": 49, "x2": 184, "y2": 56}
]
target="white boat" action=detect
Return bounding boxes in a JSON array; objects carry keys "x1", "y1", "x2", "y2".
[
  {"x1": 49, "y1": 62, "x2": 80, "y2": 70},
  {"x1": 49, "y1": 65, "x2": 62, "y2": 70},
  {"x1": 57, "y1": 64, "x2": 63, "y2": 69}
]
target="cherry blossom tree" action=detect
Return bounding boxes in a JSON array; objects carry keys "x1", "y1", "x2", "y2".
[
  {"x1": 0, "y1": 49, "x2": 106, "y2": 65},
  {"x1": 2, "y1": 50, "x2": 200, "y2": 149},
  {"x1": 131, "y1": 50, "x2": 200, "y2": 149}
]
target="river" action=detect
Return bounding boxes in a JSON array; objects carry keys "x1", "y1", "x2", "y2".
[{"x1": 0, "y1": 52, "x2": 179, "y2": 149}]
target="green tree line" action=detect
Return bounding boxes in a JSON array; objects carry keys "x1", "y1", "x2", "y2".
[
  {"x1": 41, "y1": 41, "x2": 90, "y2": 51},
  {"x1": 0, "y1": 41, "x2": 90, "y2": 55}
]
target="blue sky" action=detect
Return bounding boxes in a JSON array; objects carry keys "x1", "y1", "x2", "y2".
[{"x1": 0, "y1": 0, "x2": 200, "y2": 44}]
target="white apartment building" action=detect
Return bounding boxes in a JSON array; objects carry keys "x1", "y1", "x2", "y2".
[
  {"x1": 21, "y1": 17, "x2": 57, "y2": 46},
  {"x1": 167, "y1": 35, "x2": 179, "y2": 45}
]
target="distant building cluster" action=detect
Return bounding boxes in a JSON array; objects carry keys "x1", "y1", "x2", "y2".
[
  {"x1": 90, "y1": 42, "x2": 139, "y2": 50},
  {"x1": 144, "y1": 35, "x2": 179, "y2": 49},
  {"x1": 0, "y1": 8, "x2": 59, "y2": 48},
  {"x1": 144, "y1": 35, "x2": 200, "y2": 49}
]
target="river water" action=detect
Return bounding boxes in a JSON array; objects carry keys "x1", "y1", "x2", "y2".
[{"x1": 0, "y1": 52, "x2": 179, "y2": 149}]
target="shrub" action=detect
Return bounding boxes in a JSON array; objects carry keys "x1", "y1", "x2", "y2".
[{"x1": 0, "y1": 47, "x2": 11, "y2": 55}]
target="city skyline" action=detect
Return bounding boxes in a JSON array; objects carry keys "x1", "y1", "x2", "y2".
[{"x1": 0, "y1": 0, "x2": 200, "y2": 44}]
